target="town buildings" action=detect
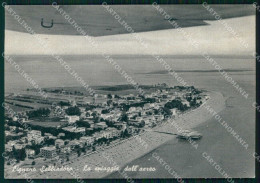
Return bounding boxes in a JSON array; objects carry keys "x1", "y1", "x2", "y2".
[{"x1": 40, "y1": 146, "x2": 57, "y2": 158}]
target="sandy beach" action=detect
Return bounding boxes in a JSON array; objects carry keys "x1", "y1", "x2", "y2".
[{"x1": 5, "y1": 90, "x2": 225, "y2": 179}]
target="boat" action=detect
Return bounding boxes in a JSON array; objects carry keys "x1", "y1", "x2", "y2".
[{"x1": 176, "y1": 130, "x2": 202, "y2": 140}]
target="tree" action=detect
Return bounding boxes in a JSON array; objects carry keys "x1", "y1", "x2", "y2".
[
  {"x1": 85, "y1": 104, "x2": 96, "y2": 111},
  {"x1": 65, "y1": 106, "x2": 81, "y2": 116},
  {"x1": 76, "y1": 120, "x2": 90, "y2": 128},
  {"x1": 86, "y1": 112, "x2": 91, "y2": 117},
  {"x1": 107, "y1": 94, "x2": 112, "y2": 99},
  {"x1": 59, "y1": 101, "x2": 70, "y2": 106},
  {"x1": 18, "y1": 148, "x2": 26, "y2": 161},
  {"x1": 26, "y1": 108, "x2": 51, "y2": 118},
  {"x1": 15, "y1": 127, "x2": 19, "y2": 133},
  {"x1": 190, "y1": 99, "x2": 197, "y2": 107},
  {"x1": 77, "y1": 150, "x2": 81, "y2": 157},
  {"x1": 138, "y1": 120, "x2": 145, "y2": 128},
  {"x1": 92, "y1": 146, "x2": 96, "y2": 151},
  {"x1": 119, "y1": 112, "x2": 128, "y2": 122},
  {"x1": 32, "y1": 161, "x2": 36, "y2": 165},
  {"x1": 82, "y1": 147, "x2": 86, "y2": 153},
  {"x1": 91, "y1": 111, "x2": 98, "y2": 118},
  {"x1": 64, "y1": 140, "x2": 69, "y2": 145},
  {"x1": 164, "y1": 99, "x2": 188, "y2": 112},
  {"x1": 101, "y1": 109, "x2": 109, "y2": 114}
]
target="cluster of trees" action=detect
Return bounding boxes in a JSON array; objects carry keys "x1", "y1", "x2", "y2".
[
  {"x1": 107, "y1": 94, "x2": 112, "y2": 99},
  {"x1": 101, "y1": 109, "x2": 109, "y2": 114},
  {"x1": 85, "y1": 104, "x2": 96, "y2": 111},
  {"x1": 189, "y1": 98, "x2": 202, "y2": 107},
  {"x1": 26, "y1": 108, "x2": 51, "y2": 119},
  {"x1": 28, "y1": 142, "x2": 42, "y2": 155},
  {"x1": 164, "y1": 99, "x2": 188, "y2": 112},
  {"x1": 65, "y1": 106, "x2": 81, "y2": 116},
  {"x1": 119, "y1": 112, "x2": 128, "y2": 122},
  {"x1": 121, "y1": 101, "x2": 146, "y2": 111},
  {"x1": 10, "y1": 146, "x2": 26, "y2": 162},
  {"x1": 144, "y1": 98, "x2": 156, "y2": 103},
  {"x1": 73, "y1": 91, "x2": 84, "y2": 95},
  {"x1": 59, "y1": 101, "x2": 70, "y2": 106},
  {"x1": 75, "y1": 120, "x2": 91, "y2": 128}
]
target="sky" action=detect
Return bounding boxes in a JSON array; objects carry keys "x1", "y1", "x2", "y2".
[{"x1": 5, "y1": 15, "x2": 255, "y2": 56}]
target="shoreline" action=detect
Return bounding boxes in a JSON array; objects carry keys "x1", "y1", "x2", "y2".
[{"x1": 5, "y1": 90, "x2": 226, "y2": 179}]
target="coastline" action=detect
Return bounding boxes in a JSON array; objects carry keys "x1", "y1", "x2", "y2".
[{"x1": 5, "y1": 90, "x2": 226, "y2": 179}]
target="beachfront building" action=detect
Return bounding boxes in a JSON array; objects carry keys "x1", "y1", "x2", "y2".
[
  {"x1": 40, "y1": 146, "x2": 57, "y2": 158},
  {"x1": 170, "y1": 108, "x2": 177, "y2": 116},
  {"x1": 59, "y1": 146, "x2": 71, "y2": 158},
  {"x1": 93, "y1": 130, "x2": 113, "y2": 140},
  {"x1": 80, "y1": 136, "x2": 94, "y2": 146},
  {"x1": 68, "y1": 140, "x2": 81, "y2": 149},
  {"x1": 154, "y1": 115, "x2": 164, "y2": 121},
  {"x1": 126, "y1": 126, "x2": 139, "y2": 134},
  {"x1": 102, "y1": 127, "x2": 122, "y2": 139},
  {"x1": 113, "y1": 122, "x2": 126, "y2": 130},
  {"x1": 182, "y1": 101, "x2": 190, "y2": 107},
  {"x1": 128, "y1": 120, "x2": 145, "y2": 128}
]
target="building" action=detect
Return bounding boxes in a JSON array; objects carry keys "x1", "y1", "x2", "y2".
[
  {"x1": 40, "y1": 146, "x2": 57, "y2": 158},
  {"x1": 59, "y1": 146, "x2": 71, "y2": 158},
  {"x1": 25, "y1": 149, "x2": 35, "y2": 159},
  {"x1": 62, "y1": 126, "x2": 85, "y2": 134},
  {"x1": 27, "y1": 130, "x2": 44, "y2": 144},
  {"x1": 182, "y1": 101, "x2": 190, "y2": 107},
  {"x1": 85, "y1": 127, "x2": 94, "y2": 133},
  {"x1": 74, "y1": 127, "x2": 85, "y2": 134},
  {"x1": 65, "y1": 115, "x2": 80, "y2": 123},
  {"x1": 80, "y1": 136, "x2": 94, "y2": 146},
  {"x1": 5, "y1": 144, "x2": 13, "y2": 152},
  {"x1": 44, "y1": 133, "x2": 52, "y2": 137},
  {"x1": 68, "y1": 140, "x2": 81, "y2": 149},
  {"x1": 126, "y1": 126, "x2": 139, "y2": 134},
  {"x1": 55, "y1": 139, "x2": 65, "y2": 148},
  {"x1": 128, "y1": 120, "x2": 145, "y2": 128},
  {"x1": 28, "y1": 130, "x2": 41, "y2": 138},
  {"x1": 57, "y1": 133, "x2": 65, "y2": 138},
  {"x1": 170, "y1": 108, "x2": 177, "y2": 116},
  {"x1": 105, "y1": 128, "x2": 122, "y2": 138},
  {"x1": 93, "y1": 129, "x2": 116, "y2": 140},
  {"x1": 154, "y1": 115, "x2": 164, "y2": 121},
  {"x1": 114, "y1": 122, "x2": 126, "y2": 131},
  {"x1": 30, "y1": 136, "x2": 45, "y2": 145},
  {"x1": 94, "y1": 122, "x2": 108, "y2": 129}
]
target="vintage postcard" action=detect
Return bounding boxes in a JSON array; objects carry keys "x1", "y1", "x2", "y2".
[{"x1": 2, "y1": 3, "x2": 256, "y2": 180}]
